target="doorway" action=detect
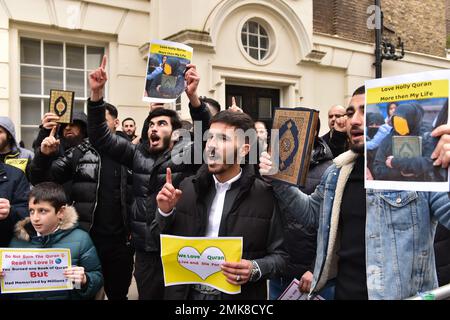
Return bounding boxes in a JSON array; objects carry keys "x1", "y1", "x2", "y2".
[{"x1": 225, "y1": 85, "x2": 280, "y2": 128}]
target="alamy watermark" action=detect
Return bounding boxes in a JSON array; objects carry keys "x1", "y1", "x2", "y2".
[{"x1": 367, "y1": 5, "x2": 382, "y2": 30}]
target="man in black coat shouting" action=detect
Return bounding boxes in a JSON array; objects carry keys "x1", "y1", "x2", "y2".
[
  {"x1": 155, "y1": 111, "x2": 287, "y2": 300},
  {"x1": 87, "y1": 56, "x2": 210, "y2": 300}
]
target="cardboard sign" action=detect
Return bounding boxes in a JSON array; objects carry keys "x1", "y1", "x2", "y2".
[{"x1": 0, "y1": 248, "x2": 73, "y2": 294}]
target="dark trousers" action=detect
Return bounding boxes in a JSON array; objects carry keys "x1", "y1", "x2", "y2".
[
  {"x1": 134, "y1": 250, "x2": 165, "y2": 300},
  {"x1": 93, "y1": 238, "x2": 135, "y2": 300}
]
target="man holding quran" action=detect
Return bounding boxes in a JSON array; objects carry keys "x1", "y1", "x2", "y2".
[{"x1": 260, "y1": 85, "x2": 450, "y2": 300}]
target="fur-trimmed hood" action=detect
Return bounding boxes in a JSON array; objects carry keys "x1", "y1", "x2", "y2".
[
  {"x1": 333, "y1": 149, "x2": 360, "y2": 168},
  {"x1": 14, "y1": 206, "x2": 79, "y2": 242}
]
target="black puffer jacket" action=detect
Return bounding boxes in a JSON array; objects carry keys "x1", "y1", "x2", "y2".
[
  {"x1": 155, "y1": 164, "x2": 287, "y2": 300},
  {"x1": 279, "y1": 137, "x2": 333, "y2": 278},
  {"x1": 29, "y1": 135, "x2": 131, "y2": 236},
  {"x1": 31, "y1": 140, "x2": 100, "y2": 231},
  {"x1": 87, "y1": 99, "x2": 209, "y2": 252}
]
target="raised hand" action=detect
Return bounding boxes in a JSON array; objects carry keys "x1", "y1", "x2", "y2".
[
  {"x1": 89, "y1": 55, "x2": 108, "y2": 101},
  {"x1": 333, "y1": 114, "x2": 347, "y2": 132},
  {"x1": 229, "y1": 96, "x2": 243, "y2": 113},
  {"x1": 0, "y1": 198, "x2": 10, "y2": 220},
  {"x1": 184, "y1": 64, "x2": 201, "y2": 107},
  {"x1": 41, "y1": 112, "x2": 60, "y2": 130},
  {"x1": 156, "y1": 168, "x2": 183, "y2": 214},
  {"x1": 40, "y1": 126, "x2": 60, "y2": 156}
]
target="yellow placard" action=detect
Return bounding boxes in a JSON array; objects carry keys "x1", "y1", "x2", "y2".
[
  {"x1": 160, "y1": 235, "x2": 243, "y2": 295},
  {"x1": 367, "y1": 79, "x2": 449, "y2": 104}
]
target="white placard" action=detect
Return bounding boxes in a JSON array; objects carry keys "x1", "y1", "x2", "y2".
[{"x1": 0, "y1": 248, "x2": 73, "y2": 294}]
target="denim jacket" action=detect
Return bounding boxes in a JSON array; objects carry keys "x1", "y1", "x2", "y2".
[{"x1": 272, "y1": 150, "x2": 450, "y2": 300}]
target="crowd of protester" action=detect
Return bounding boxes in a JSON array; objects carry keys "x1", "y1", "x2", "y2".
[{"x1": 1, "y1": 55, "x2": 450, "y2": 301}]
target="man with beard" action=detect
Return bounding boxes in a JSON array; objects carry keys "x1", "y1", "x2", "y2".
[
  {"x1": 32, "y1": 111, "x2": 88, "y2": 153},
  {"x1": 260, "y1": 85, "x2": 450, "y2": 300},
  {"x1": 87, "y1": 55, "x2": 210, "y2": 300},
  {"x1": 29, "y1": 104, "x2": 134, "y2": 300},
  {"x1": 155, "y1": 110, "x2": 287, "y2": 300},
  {"x1": 0, "y1": 117, "x2": 34, "y2": 176},
  {"x1": 121, "y1": 117, "x2": 138, "y2": 141}
]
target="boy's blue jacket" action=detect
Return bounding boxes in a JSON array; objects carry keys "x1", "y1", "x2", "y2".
[{"x1": 8, "y1": 206, "x2": 103, "y2": 300}]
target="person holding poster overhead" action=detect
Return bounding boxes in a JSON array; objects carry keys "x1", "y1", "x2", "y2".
[
  {"x1": 4, "y1": 182, "x2": 102, "y2": 300},
  {"x1": 260, "y1": 85, "x2": 450, "y2": 300},
  {"x1": 87, "y1": 55, "x2": 211, "y2": 300},
  {"x1": 143, "y1": 40, "x2": 193, "y2": 103},
  {"x1": 155, "y1": 110, "x2": 287, "y2": 300}
]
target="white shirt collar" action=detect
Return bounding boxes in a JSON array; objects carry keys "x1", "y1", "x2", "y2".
[{"x1": 212, "y1": 169, "x2": 242, "y2": 190}]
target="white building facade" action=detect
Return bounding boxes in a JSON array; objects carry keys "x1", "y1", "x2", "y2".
[{"x1": 2, "y1": 0, "x2": 450, "y2": 147}]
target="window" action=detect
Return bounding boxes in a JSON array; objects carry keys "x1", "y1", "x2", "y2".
[
  {"x1": 19, "y1": 37, "x2": 104, "y2": 148},
  {"x1": 241, "y1": 20, "x2": 269, "y2": 61},
  {"x1": 258, "y1": 97, "x2": 272, "y2": 119}
]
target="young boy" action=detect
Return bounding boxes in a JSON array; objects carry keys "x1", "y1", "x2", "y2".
[{"x1": 1, "y1": 182, "x2": 103, "y2": 299}]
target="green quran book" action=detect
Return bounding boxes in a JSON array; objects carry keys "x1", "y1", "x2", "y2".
[{"x1": 392, "y1": 136, "x2": 422, "y2": 158}]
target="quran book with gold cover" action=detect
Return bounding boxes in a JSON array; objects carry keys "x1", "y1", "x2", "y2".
[{"x1": 272, "y1": 107, "x2": 319, "y2": 187}]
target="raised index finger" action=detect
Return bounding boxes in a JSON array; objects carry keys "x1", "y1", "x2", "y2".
[
  {"x1": 100, "y1": 55, "x2": 107, "y2": 70},
  {"x1": 166, "y1": 167, "x2": 172, "y2": 185},
  {"x1": 49, "y1": 126, "x2": 57, "y2": 138}
]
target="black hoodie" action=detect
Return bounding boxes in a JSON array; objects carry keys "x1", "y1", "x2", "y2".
[
  {"x1": 372, "y1": 102, "x2": 439, "y2": 181},
  {"x1": 32, "y1": 111, "x2": 88, "y2": 154}
]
